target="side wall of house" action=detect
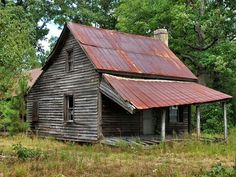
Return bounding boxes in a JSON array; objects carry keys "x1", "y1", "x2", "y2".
[
  {"x1": 27, "y1": 32, "x2": 100, "y2": 142},
  {"x1": 102, "y1": 95, "x2": 142, "y2": 137}
]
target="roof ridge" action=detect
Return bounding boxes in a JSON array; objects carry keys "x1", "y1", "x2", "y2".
[{"x1": 67, "y1": 22, "x2": 165, "y2": 44}]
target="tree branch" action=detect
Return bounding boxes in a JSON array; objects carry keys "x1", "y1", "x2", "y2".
[
  {"x1": 181, "y1": 54, "x2": 205, "y2": 70},
  {"x1": 1, "y1": 0, "x2": 6, "y2": 6},
  {"x1": 187, "y1": 37, "x2": 218, "y2": 51}
]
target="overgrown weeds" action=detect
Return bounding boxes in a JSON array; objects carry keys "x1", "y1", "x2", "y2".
[
  {"x1": 0, "y1": 130, "x2": 235, "y2": 176},
  {"x1": 12, "y1": 143, "x2": 48, "y2": 160}
]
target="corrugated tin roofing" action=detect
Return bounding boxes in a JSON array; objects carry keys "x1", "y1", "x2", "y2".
[
  {"x1": 103, "y1": 74, "x2": 232, "y2": 109},
  {"x1": 67, "y1": 23, "x2": 197, "y2": 81}
]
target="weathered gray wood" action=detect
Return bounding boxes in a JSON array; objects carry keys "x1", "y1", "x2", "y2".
[
  {"x1": 156, "y1": 106, "x2": 189, "y2": 135},
  {"x1": 100, "y1": 80, "x2": 136, "y2": 114},
  {"x1": 27, "y1": 31, "x2": 100, "y2": 142},
  {"x1": 161, "y1": 108, "x2": 166, "y2": 141},
  {"x1": 196, "y1": 105, "x2": 201, "y2": 138},
  {"x1": 101, "y1": 95, "x2": 141, "y2": 137},
  {"x1": 223, "y1": 102, "x2": 227, "y2": 140}
]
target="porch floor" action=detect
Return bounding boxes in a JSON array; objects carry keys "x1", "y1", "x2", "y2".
[{"x1": 101, "y1": 135, "x2": 185, "y2": 146}]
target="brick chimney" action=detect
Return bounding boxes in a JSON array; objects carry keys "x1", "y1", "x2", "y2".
[{"x1": 154, "y1": 29, "x2": 168, "y2": 46}]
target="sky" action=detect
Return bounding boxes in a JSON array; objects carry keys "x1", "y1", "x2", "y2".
[{"x1": 39, "y1": 22, "x2": 62, "y2": 51}]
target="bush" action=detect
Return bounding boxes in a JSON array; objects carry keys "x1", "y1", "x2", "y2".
[
  {"x1": 0, "y1": 78, "x2": 29, "y2": 135},
  {"x1": 12, "y1": 143, "x2": 44, "y2": 160},
  {"x1": 0, "y1": 100, "x2": 29, "y2": 135},
  {"x1": 200, "y1": 164, "x2": 236, "y2": 177}
]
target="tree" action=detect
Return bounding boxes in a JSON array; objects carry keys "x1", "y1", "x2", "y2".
[
  {"x1": 116, "y1": 0, "x2": 236, "y2": 124},
  {"x1": 53, "y1": 0, "x2": 120, "y2": 29},
  {"x1": 0, "y1": 0, "x2": 56, "y2": 50},
  {"x1": 0, "y1": 5, "x2": 37, "y2": 98}
]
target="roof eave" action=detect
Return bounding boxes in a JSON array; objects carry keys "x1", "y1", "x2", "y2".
[{"x1": 96, "y1": 69, "x2": 198, "y2": 82}]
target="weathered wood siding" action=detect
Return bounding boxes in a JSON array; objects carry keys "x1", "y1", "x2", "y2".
[
  {"x1": 156, "y1": 106, "x2": 190, "y2": 135},
  {"x1": 102, "y1": 95, "x2": 141, "y2": 137},
  {"x1": 27, "y1": 32, "x2": 100, "y2": 142}
]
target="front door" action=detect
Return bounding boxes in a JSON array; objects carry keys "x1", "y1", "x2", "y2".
[{"x1": 143, "y1": 109, "x2": 156, "y2": 135}]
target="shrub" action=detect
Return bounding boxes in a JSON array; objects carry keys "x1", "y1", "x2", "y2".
[
  {"x1": 200, "y1": 164, "x2": 236, "y2": 177},
  {"x1": 0, "y1": 100, "x2": 29, "y2": 135},
  {"x1": 12, "y1": 143, "x2": 44, "y2": 160},
  {"x1": 0, "y1": 78, "x2": 29, "y2": 135}
]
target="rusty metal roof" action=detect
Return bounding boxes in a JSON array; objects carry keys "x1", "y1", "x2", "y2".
[
  {"x1": 103, "y1": 74, "x2": 232, "y2": 109},
  {"x1": 67, "y1": 23, "x2": 197, "y2": 81},
  {"x1": 27, "y1": 68, "x2": 42, "y2": 88}
]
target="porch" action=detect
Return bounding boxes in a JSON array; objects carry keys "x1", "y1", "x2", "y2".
[
  {"x1": 101, "y1": 94, "x2": 228, "y2": 142},
  {"x1": 100, "y1": 74, "x2": 232, "y2": 141}
]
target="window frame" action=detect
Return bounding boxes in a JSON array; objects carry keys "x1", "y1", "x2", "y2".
[
  {"x1": 64, "y1": 94, "x2": 75, "y2": 123},
  {"x1": 65, "y1": 48, "x2": 74, "y2": 72},
  {"x1": 168, "y1": 106, "x2": 184, "y2": 123}
]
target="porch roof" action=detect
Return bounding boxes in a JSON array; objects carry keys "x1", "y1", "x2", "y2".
[{"x1": 100, "y1": 74, "x2": 232, "y2": 112}]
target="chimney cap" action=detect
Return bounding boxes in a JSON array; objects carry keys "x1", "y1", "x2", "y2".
[{"x1": 154, "y1": 28, "x2": 168, "y2": 34}]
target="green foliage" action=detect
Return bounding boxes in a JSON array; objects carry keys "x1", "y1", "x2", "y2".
[
  {"x1": 53, "y1": 0, "x2": 120, "y2": 29},
  {"x1": 1, "y1": 0, "x2": 56, "y2": 48},
  {"x1": 191, "y1": 103, "x2": 234, "y2": 134},
  {"x1": 0, "y1": 100, "x2": 29, "y2": 135},
  {"x1": 12, "y1": 143, "x2": 44, "y2": 160},
  {"x1": 0, "y1": 5, "x2": 37, "y2": 98},
  {"x1": 0, "y1": 78, "x2": 29, "y2": 135},
  {"x1": 200, "y1": 164, "x2": 236, "y2": 177},
  {"x1": 116, "y1": 0, "x2": 236, "y2": 130}
]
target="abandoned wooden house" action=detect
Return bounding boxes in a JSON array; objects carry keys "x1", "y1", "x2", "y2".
[{"x1": 27, "y1": 22, "x2": 232, "y2": 143}]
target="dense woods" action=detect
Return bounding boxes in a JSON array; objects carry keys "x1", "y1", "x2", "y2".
[{"x1": 0, "y1": 0, "x2": 236, "y2": 133}]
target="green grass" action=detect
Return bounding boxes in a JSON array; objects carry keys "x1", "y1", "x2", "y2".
[{"x1": 0, "y1": 130, "x2": 236, "y2": 177}]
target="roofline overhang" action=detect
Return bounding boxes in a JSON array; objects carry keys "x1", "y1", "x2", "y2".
[
  {"x1": 100, "y1": 79, "x2": 136, "y2": 114},
  {"x1": 97, "y1": 69, "x2": 198, "y2": 82},
  {"x1": 101, "y1": 74, "x2": 232, "y2": 111}
]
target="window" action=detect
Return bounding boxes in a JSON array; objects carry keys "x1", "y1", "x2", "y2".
[
  {"x1": 66, "y1": 49, "x2": 74, "y2": 72},
  {"x1": 64, "y1": 95, "x2": 74, "y2": 122},
  {"x1": 168, "y1": 106, "x2": 184, "y2": 123},
  {"x1": 32, "y1": 101, "x2": 39, "y2": 122}
]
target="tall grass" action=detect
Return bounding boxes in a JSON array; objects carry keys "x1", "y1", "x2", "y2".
[{"x1": 0, "y1": 129, "x2": 235, "y2": 176}]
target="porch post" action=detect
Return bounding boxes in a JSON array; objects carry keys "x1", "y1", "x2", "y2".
[
  {"x1": 223, "y1": 102, "x2": 227, "y2": 140},
  {"x1": 196, "y1": 105, "x2": 201, "y2": 139},
  {"x1": 161, "y1": 108, "x2": 166, "y2": 141}
]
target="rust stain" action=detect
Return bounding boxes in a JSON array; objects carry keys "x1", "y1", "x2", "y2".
[
  {"x1": 103, "y1": 74, "x2": 232, "y2": 109},
  {"x1": 67, "y1": 23, "x2": 197, "y2": 81}
]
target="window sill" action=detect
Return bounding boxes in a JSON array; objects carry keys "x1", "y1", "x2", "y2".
[
  {"x1": 168, "y1": 122, "x2": 184, "y2": 125},
  {"x1": 64, "y1": 120, "x2": 74, "y2": 124}
]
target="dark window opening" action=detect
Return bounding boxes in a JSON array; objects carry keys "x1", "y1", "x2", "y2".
[
  {"x1": 64, "y1": 95, "x2": 74, "y2": 122},
  {"x1": 32, "y1": 101, "x2": 39, "y2": 122},
  {"x1": 168, "y1": 106, "x2": 184, "y2": 123},
  {"x1": 66, "y1": 49, "x2": 74, "y2": 72}
]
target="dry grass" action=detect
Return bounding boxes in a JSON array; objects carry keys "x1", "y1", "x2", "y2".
[{"x1": 0, "y1": 130, "x2": 236, "y2": 177}]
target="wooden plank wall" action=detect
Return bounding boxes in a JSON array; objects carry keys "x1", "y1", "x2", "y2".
[
  {"x1": 27, "y1": 32, "x2": 100, "y2": 142},
  {"x1": 102, "y1": 95, "x2": 141, "y2": 137},
  {"x1": 156, "y1": 106, "x2": 190, "y2": 135}
]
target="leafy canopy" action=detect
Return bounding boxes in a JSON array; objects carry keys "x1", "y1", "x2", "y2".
[{"x1": 0, "y1": 5, "x2": 37, "y2": 98}]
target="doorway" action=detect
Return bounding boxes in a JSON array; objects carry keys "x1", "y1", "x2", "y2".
[{"x1": 143, "y1": 109, "x2": 156, "y2": 135}]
